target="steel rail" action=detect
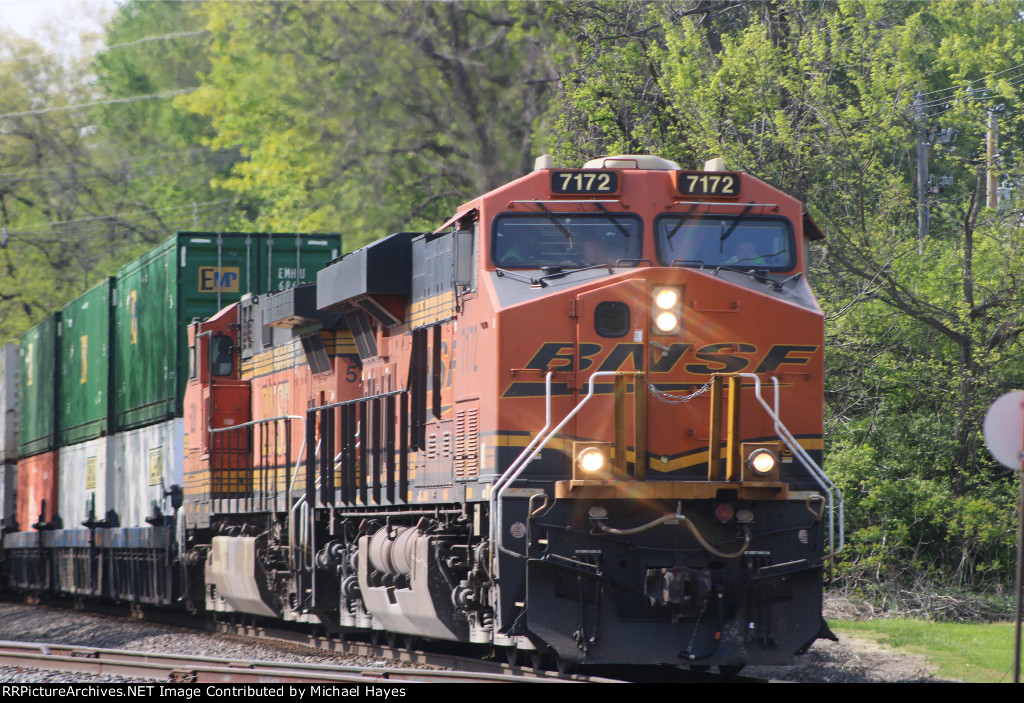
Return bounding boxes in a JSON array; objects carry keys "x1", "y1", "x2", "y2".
[{"x1": 0, "y1": 640, "x2": 574, "y2": 684}]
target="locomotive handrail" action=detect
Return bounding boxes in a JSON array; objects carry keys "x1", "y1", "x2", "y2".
[
  {"x1": 489, "y1": 372, "x2": 552, "y2": 573},
  {"x1": 491, "y1": 371, "x2": 844, "y2": 565},
  {"x1": 732, "y1": 373, "x2": 845, "y2": 558},
  {"x1": 492, "y1": 371, "x2": 620, "y2": 571},
  {"x1": 207, "y1": 413, "x2": 305, "y2": 437},
  {"x1": 290, "y1": 438, "x2": 319, "y2": 572},
  {"x1": 207, "y1": 413, "x2": 312, "y2": 571},
  {"x1": 208, "y1": 412, "x2": 308, "y2": 513},
  {"x1": 667, "y1": 200, "x2": 779, "y2": 209},
  {"x1": 508, "y1": 199, "x2": 622, "y2": 207}
]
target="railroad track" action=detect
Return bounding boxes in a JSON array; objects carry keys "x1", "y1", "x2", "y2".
[
  {"x1": 0, "y1": 597, "x2": 626, "y2": 683},
  {"x1": 164, "y1": 614, "x2": 755, "y2": 682},
  {"x1": 2, "y1": 597, "x2": 767, "y2": 682},
  {"x1": 0, "y1": 640, "x2": 579, "y2": 684},
  {"x1": 203, "y1": 618, "x2": 583, "y2": 679}
]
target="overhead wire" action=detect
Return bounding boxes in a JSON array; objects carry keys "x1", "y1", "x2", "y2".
[
  {"x1": 0, "y1": 88, "x2": 198, "y2": 120},
  {"x1": 104, "y1": 30, "x2": 209, "y2": 51},
  {"x1": 0, "y1": 148, "x2": 213, "y2": 181},
  {"x1": 0, "y1": 151, "x2": 231, "y2": 191},
  {"x1": 2, "y1": 198, "x2": 242, "y2": 243},
  {"x1": 0, "y1": 27, "x2": 217, "y2": 226},
  {"x1": 915, "y1": 62, "x2": 1024, "y2": 99}
]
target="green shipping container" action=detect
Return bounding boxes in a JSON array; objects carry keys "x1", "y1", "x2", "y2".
[
  {"x1": 60, "y1": 278, "x2": 114, "y2": 445},
  {"x1": 18, "y1": 314, "x2": 60, "y2": 457},
  {"x1": 113, "y1": 232, "x2": 340, "y2": 430}
]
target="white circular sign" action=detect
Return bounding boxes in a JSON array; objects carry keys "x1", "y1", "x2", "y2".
[{"x1": 983, "y1": 391, "x2": 1024, "y2": 470}]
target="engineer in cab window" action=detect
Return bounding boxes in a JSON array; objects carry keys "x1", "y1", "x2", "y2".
[
  {"x1": 725, "y1": 236, "x2": 767, "y2": 266},
  {"x1": 583, "y1": 233, "x2": 617, "y2": 265}
]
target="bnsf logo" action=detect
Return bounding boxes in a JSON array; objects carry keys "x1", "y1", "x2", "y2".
[
  {"x1": 199, "y1": 267, "x2": 240, "y2": 293},
  {"x1": 503, "y1": 342, "x2": 817, "y2": 397}
]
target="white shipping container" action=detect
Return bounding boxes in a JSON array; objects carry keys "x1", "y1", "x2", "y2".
[
  {"x1": 58, "y1": 437, "x2": 113, "y2": 529},
  {"x1": 110, "y1": 419, "x2": 184, "y2": 528},
  {"x1": 0, "y1": 344, "x2": 18, "y2": 463},
  {"x1": 0, "y1": 462, "x2": 15, "y2": 526}
]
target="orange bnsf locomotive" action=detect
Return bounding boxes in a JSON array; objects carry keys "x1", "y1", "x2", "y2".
[{"x1": 181, "y1": 154, "x2": 842, "y2": 671}]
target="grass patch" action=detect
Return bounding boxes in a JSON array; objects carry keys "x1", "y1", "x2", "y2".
[{"x1": 833, "y1": 619, "x2": 1019, "y2": 683}]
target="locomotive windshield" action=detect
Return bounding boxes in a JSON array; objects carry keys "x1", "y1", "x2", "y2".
[
  {"x1": 655, "y1": 215, "x2": 794, "y2": 270},
  {"x1": 492, "y1": 212, "x2": 642, "y2": 268}
]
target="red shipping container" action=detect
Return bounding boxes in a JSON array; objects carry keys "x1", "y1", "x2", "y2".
[{"x1": 16, "y1": 450, "x2": 59, "y2": 531}]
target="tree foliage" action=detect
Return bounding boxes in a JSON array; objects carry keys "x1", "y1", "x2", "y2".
[
  {"x1": 4, "y1": 0, "x2": 1024, "y2": 604},
  {"x1": 177, "y1": 1, "x2": 560, "y2": 244},
  {"x1": 0, "y1": 1, "x2": 240, "y2": 341},
  {"x1": 554, "y1": 0, "x2": 1024, "y2": 597},
  {"x1": 0, "y1": 0, "x2": 562, "y2": 329},
  {"x1": 0, "y1": 29, "x2": 116, "y2": 334},
  {"x1": 92, "y1": 0, "x2": 242, "y2": 238}
]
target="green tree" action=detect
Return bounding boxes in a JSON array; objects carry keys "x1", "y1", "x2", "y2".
[
  {"x1": 0, "y1": 29, "x2": 117, "y2": 335},
  {"x1": 554, "y1": 0, "x2": 1024, "y2": 597},
  {"x1": 177, "y1": 1, "x2": 560, "y2": 245},
  {"x1": 0, "y1": 0, "x2": 240, "y2": 342},
  {"x1": 92, "y1": 0, "x2": 241, "y2": 241}
]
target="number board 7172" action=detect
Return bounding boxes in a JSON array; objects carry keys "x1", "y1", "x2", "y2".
[
  {"x1": 675, "y1": 171, "x2": 741, "y2": 197},
  {"x1": 550, "y1": 170, "x2": 620, "y2": 195}
]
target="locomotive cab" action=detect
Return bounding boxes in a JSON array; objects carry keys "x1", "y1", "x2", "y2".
[{"x1": 183, "y1": 304, "x2": 251, "y2": 531}]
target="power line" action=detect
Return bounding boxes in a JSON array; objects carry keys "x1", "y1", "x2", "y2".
[
  {"x1": 3, "y1": 197, "x2": 241, "y2": 240},
  {"x1": 0, "y1": 147, "x2": 212, "y2": 180},
  {"x1": 0, "y1": 151, "x2": 229, "y2": 192},
  {"x1": 105, "y1": 30, "x2": 209, "y2": 51},
  {"x1": 917, "y1": 62, "x2": 1024, "y2": 99},
  {"x1": 0, "y1": 88, "x2": 197, "y2": 120}
]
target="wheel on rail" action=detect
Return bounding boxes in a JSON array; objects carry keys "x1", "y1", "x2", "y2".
[
  {"x1": 369, "y1": 629, "x2": 383, "y2": 646},
  {"x1": 502, "y1": 645, "x2": 520, "y2": 666},
  {"x1": 402, "y1": 634, "x2": 418, "y2": 650},
  {"x1": 555, "y1": 653, "x2": 574, "y2": 675},
  {"x1": 385, "y1": 631, "x2": 398, "y2": 648},
  {"x1": 530, "y1": 649, "x2": 550, "y2": 671},
  {"x1": 718, "y1": 664, "x2": 744, "y2": 676}
]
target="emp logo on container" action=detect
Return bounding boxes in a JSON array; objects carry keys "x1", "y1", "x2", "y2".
[{"x1": 198, "y1": 267, "x2": 240, "y2": 293}]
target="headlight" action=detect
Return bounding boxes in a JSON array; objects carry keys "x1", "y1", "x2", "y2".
[
  {"x1": 651, "y1": 286, "x2": 682, "y2": 335},
  {"x1": 741, "y1": 444, "x2": 781, "y2": 482},
  {"x1": 572, "y1": 441, "x2": 615, "y2": 480},
  {"x1": 748, "y1": 448, "x2": 777, "y2": 475},
  {"x1": 654, "y1": 311, "x2": 680, "y2": 333},
  {"x1": 653, "y1": 287, "x2": 679, "y2": 310},
  {"x1": 578, "y1": 447, "x2": 606, "y2": 473}
]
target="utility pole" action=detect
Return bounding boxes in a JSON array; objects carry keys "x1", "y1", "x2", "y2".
[
  {"x1": 987, "y1": 110, "x2": 999, "y2": 209},
  {"x1": 915, "y1": 93, "x2": 929, "y2": 249}
]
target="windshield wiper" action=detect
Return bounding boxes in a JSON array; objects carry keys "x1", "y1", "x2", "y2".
[
  {"x1": 545, "y1": 263, "x2": 613, "y2": 278},
  {"x1": 594, "y1": 202, "x2": 633, "y2": 240},
  {"x1": 536, "y1": 202, "x2": 574, "y2": 244},
  {"x1": 711, "y1": 261, "x2": 799, "y2": 292},
  {"x1": 664, "y1": 203, "x2": 700, "y2": 249},
  {"x1": 495, "y1": 267, "x2": 544, "y2": 287},
  {"x1": 725, "y1": 248, "x2": 786, "y2": 267},
  {"x1": 717, "y1": 203, "x2": 755, "y2": 248}
]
